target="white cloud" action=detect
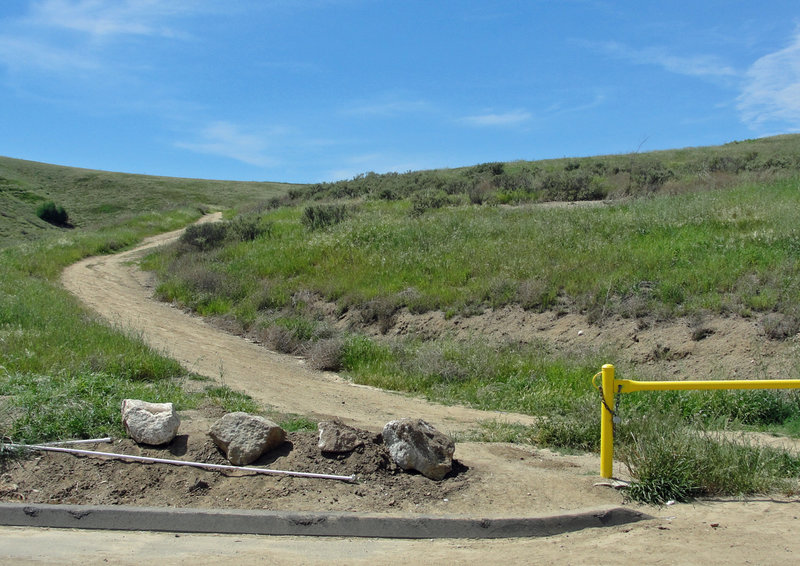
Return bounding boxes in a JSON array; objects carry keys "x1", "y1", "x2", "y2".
[
  {"x1": 175, "y1": 121, "x2": 280, "y2": 168},
  {"x1": 737, "y1": 32, "x2": 800, "y2": 131},
  {"x1": 592, "y1": 40, "x2": 738, "y2": 79},
  {"x1": 25, "y1": 0, "x2": 198, "y2": 39},
  {"x1": 0, "y1": 35, "x2": 99, "y2": 73},
  {"x1": 0, "y1": 0, "x2": 203, "y2": 74},
  {"x1": 459, "y1": 110, "x2": 532, "y2": 127}
]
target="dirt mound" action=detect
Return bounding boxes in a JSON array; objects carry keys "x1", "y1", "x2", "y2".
[{"x1": 0, "y1": 408, "x2": 475, "y2": 514}]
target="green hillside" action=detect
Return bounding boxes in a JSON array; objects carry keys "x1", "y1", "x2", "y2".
[{"x1": 0, "y1": 156, "x2": 294, "y2": 246}]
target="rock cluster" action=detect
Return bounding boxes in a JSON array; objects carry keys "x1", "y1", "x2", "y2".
[{"x1": 121, "y1": 399, "x2": 455, "y2": 480}]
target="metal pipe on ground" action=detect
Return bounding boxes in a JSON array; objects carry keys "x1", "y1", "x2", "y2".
[{"x1": 5, "y1": 443, "x2": 357, "y2": 483}]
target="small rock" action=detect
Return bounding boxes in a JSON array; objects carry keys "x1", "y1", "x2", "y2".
[
  {"x1": 382, "y1": 418, "x2": 454, "y2": 480},
  {"x1": 317, "y1": 420, "x2": 365, "y2": 453},
  {"x1": 121, "y1": 399, "x2": 180, "y2": 446},
  {"x1": 209, "y1": 412, "x2": 286, "y2": 466}
]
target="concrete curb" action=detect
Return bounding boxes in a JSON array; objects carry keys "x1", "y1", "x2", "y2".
[{"x1": 0, "y1": 503, "x2": 651, "y2": 539}]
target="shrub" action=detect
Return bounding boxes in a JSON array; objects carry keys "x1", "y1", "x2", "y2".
[
  {"x1": 538, "y1": 171, "x2": 607, "y2": 201},
  {"x1": 468, "y1": 179, "x2": 493, "y2": 205},
  {"x1": 228, "y1": 215, "x2": 272, "y2": 242},
  {"x1": 179, "y1": 222, "x2": 228, "y2": 251},
  {"x1": 302, "y1": 204, "x2": 349, "y2": 230},
  {"x1": 410, "y1": 190, "x2": 450, "y2": 216},
  {"x1": 306, "y1": 338, "x2": 345, "y2": 371},
  {"x1": 35, "y1": 201, "x2": 69, "y2": 225}
]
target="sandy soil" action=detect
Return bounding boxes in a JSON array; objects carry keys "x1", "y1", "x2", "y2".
[{"x1": 3, "y1": 214, "x2": 799, "y2": 564}]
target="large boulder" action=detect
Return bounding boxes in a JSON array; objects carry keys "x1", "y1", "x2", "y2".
[
  {"x1": 121, "y1": 399, "x2": 180, "y2": 446},
  {"x1": 209, "y1": 412, "x2": 286, "y2": 466},
  {"x1": 317, "y1": 420, "x2": 365, "y2": 454},
  {"x1": 382, "y1": 418, "x2": 454, "y2": 480}
]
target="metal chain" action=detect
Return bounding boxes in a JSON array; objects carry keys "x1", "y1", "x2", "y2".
[{"x1": 598, "y1": 384, "x2": 623, "y2": 432}]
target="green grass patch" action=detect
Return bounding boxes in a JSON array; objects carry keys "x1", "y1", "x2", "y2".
[
  {"x1": 280, "y1": 416, "x2": 318, "y2": 432},
  {"x1": 619, "y1": 414, "x2": 800, "y2": 504},
  {"x1": 203, "y1": 385, "x2": 261, "y2": 414},
  {"x1": 0, "y1": 370, "x2": 194, "y2": 443},
  {"x1": 148, "y1": 177, "x2": 800, "y2": 326}
]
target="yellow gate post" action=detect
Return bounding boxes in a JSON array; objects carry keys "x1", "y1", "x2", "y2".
[{"x1": 600, "y1": 364, "x2": 615, "y2": 479}]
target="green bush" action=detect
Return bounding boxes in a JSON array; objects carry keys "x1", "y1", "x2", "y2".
[
  {"x1": 410, "y1": 190, "x2": 450, "y2": 216},
  {"x1": 35, "y1": 201, "x2": 69, "y2": 225},
  {"x1": 302, "y1": 204, "x2": 349, "y2": 230},
  {"x1": 179, "y1": 222, "x2": 228, "y2": 251}
]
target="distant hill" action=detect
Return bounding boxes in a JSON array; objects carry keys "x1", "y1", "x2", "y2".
[
  {"x1": 0, "y1": 156, "x2": 295, "y2": 246},
  {"x1": 4, "y1": 134, "x2": 800, "y2": 245}
]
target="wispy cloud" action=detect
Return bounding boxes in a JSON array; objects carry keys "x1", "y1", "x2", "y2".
[
  {"x1": 0, "y1": 35, "x2": 99, "y2": 73},
  {"x1": 25, "y1": 0, "x2": 191, "y2": 38},
  {"x1": 737, "y1": 31, "x2": 800, "y2": 131},
  {"x1": 458, "y1": 110, "x2": 532, "y2": 127},
  {"x1": 175, "y1": 121, "x2": 281, "y2": 168},
  {"x1": 0, "y1": 0, "x2": 203, "y2": 74},
  {"x1": 590, "y1": 40, "x2": 738, "y2": 79}
]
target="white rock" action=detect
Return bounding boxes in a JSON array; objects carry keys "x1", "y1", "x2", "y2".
[{"x1": 121, "y1": 399, "x2": 180, "y2": 446}]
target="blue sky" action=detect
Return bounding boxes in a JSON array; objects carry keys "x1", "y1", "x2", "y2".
[{"x1": 1, "y1": 1, "x2": 799, "y2": 184}]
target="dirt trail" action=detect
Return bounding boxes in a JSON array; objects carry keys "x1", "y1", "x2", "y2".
[
  {"x1": 61, "y1": 214, "x2": 535, "y2": 435},
  {"x1": 47, "y1": 216, "x2": 800, "y2": 564}
]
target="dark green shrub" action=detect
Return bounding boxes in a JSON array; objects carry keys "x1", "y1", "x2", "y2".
[
  {"x1": 228, "y1": 215, "x2": 272, "y2": 242},
  {"x1": 631, "y1": 163, "x2": 674, "y2": 191},
  {"x1": 179, "y1": 222, "x2": 228, "y2": 251},
  {"x1": 474, "y1": 162, "x2": 505, "y2": 176},
  {"x1": 538, "y1": 171, "x2": 607, "y2": 201},
  {"x1": 35, "y1": 201, "x2": 69, "y2": 225},
  {"x1": 302, "y1": 204, "x2": 349, "y2": 230},
  {"x1": 410, "y1": 190, "x2": 450, "y2": 216}
]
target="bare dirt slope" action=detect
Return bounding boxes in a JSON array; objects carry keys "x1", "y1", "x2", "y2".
[{"x1": 6, "y1": 215, "x2": 791, "y2": 564}]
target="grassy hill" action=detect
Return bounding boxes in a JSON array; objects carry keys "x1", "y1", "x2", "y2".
[
  {"x1": 280, "y1": 134, "x2": 800, "y2": 206},
  {"x1": 3, "y1": 134, "x2": 800, "y2": 504},
  {"x1": 0, "y1": 156, "x2": 294, "y2": 246}
]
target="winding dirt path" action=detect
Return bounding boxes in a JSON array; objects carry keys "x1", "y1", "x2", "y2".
[{"x1": 61, "y1": 214, "x2": 535, "y2": 434}]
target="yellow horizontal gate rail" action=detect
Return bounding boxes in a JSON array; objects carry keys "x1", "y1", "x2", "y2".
[{"x1": 594, "y1": 364, "x2": 800, "y2": 478}]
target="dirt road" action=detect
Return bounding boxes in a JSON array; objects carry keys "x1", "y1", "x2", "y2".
[{"x1": 40, "y1": 216, "x2": 800, "y2": 564}]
